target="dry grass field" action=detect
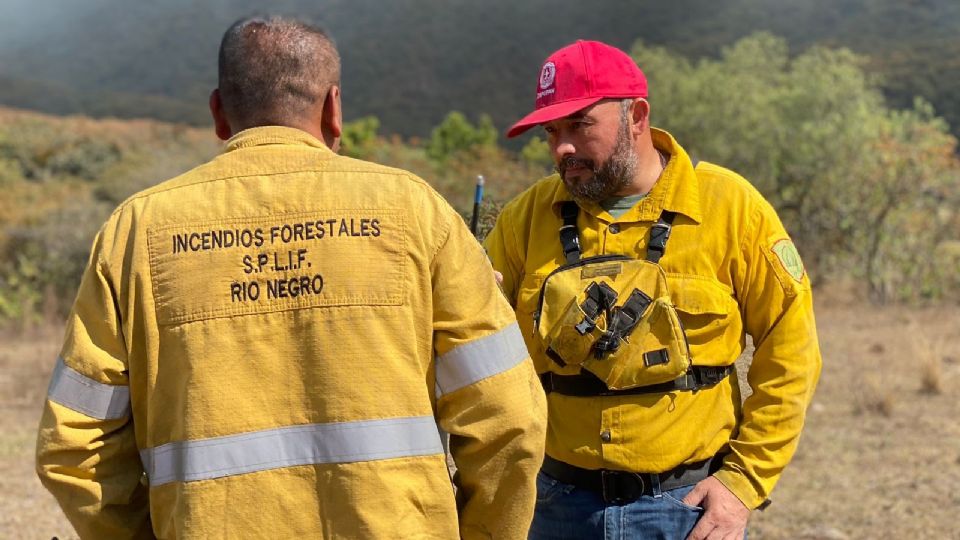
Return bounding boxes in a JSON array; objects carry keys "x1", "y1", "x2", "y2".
[{"x1": 1, "y1": 294, "x2": 958, "y2": 539}]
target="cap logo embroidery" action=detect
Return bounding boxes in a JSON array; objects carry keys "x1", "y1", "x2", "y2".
[{"x1": 539, "y1": 62, "x2": 556, "y2": 90}]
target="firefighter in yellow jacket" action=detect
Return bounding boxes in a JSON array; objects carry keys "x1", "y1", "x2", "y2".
[
  {"x1": 484, "y1": 40, "x2": 821, "y2": 539},
  {"x1": 36, "y1": 16, "x2": 547, "y2": 539}
]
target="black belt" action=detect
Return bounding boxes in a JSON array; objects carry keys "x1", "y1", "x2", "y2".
[
  {"x1": 540, "y1": 454, "x2": 724, "y2": 505},
  {"x1": 540, "y1": 365, "x2": 734, "y2": 397}
]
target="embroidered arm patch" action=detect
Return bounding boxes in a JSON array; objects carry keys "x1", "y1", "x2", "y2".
[{"x1": 771, "y1": 239, "x2": 805, "y2": 283}]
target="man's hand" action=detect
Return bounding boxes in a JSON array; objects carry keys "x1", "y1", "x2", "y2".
[
  {"x1": 493, "y1": 270, "x2": 503, "y2": 285},
  {"x1": 682, "y1": 476, "x2": 750, "y2": 540}
]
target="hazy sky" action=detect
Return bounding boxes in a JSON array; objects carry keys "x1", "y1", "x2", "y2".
[
  {"x1": 0, "y1": 0, "x2": 81, "y2": 48},
  {"x1": 0, "y1": 0, "x2": 955, "y2": 139}
]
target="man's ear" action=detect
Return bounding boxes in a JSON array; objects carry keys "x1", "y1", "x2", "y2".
[
  {"x1": 631, "y1": 97, "x2": 650, "y2": 135},
  {"x1": 209, "y1": 89, "x2": 233, "y2": 141},
  {"x1": 321, "y1": 85, "x2": 343, "y2": 151}
]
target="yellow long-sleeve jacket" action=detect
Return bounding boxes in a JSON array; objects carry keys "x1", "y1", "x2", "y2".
[
  {"x1": 36, "y1": 126, "x2": 547, "y2": 539},
  {"x1": 484, "y1": 128, "x2": 821, "y2": 509}
]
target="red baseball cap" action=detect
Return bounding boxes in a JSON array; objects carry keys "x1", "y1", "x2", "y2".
[{"x1": 506, "y1": 40, "x2": 648, "y2": 138}]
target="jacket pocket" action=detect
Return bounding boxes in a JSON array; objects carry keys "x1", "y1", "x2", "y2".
[
  {"x1": 667, "y1": 274, "x2": 740, "y2": 366},
  {"x1": 516, "y1": 274, "x2": 547, "y2": 371}
]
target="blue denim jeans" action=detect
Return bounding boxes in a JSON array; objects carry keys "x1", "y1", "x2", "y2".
[{"x1": 528, "y1": 470, "x2": 705, "y2": 540}]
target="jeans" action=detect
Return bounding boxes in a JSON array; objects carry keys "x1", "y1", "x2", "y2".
[{"x1": 528, "y1": 470, "x2": 705, "y2": 540}]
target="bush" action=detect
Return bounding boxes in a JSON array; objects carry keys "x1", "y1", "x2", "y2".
[
  {"x1": 425, "y1": 112, "x2": 498, "y2": 163},
  {"x1": 631, "y1": 33, "x2": 960, "y2": 302},
  {"x1": 0, "y1": 108, "x2": 218, "y2": 322}
]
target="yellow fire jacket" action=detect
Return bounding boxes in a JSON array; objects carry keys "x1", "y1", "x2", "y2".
[
  {"x1": 484, "y1": 128, "x2": 821, "y2": 509},
  {"x1": 36, "y1": 126, "x2": 547, "y2": 539}
]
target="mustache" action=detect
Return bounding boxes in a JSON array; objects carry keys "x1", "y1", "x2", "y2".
[{"x1": 557, "y1": 156, "x2": 596, "y2": 176}]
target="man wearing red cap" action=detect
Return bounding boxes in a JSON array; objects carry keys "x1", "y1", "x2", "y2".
[{"x1": 484, "y1": 40, "x2": 821, "y2": 539}]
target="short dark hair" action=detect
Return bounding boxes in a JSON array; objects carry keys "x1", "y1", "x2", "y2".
[{"x1": 217, "y1": 16, "x2": 340, "y2": 128}]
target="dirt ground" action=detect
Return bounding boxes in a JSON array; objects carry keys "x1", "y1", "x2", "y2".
[{"x1": 2, "y1": 296, "x2": 958, "y2": 539}]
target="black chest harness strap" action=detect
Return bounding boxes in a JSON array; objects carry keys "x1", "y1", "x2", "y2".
[
  {"x1": 559, "y1": 201, "x2": 582, "y2": 264},
  {"x1": 559, "y1": 200, "x2": 675, "y2": 265},
  {"x1": 545, "y1": 200, "x2": 734, "y2": 396}
]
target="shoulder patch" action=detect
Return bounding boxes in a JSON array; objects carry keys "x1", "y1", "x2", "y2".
[{"x1": 771, "y1": 239, "x2": 805, "y2": 282}]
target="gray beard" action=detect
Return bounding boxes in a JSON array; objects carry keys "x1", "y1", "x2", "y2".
[{"x1": 559, "y1": 121, "x2": 638, "y2": 202}]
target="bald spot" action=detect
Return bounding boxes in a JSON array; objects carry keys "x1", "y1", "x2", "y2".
[{"x1": 218, "y1": 16, "x2": 340, "y2": 129}]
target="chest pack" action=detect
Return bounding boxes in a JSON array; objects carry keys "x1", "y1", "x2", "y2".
[{"x1": 534, "y1": 201, "x2": 733, "y2": 396}]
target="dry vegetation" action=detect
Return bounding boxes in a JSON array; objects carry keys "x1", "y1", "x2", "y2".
[
  {"x1": 0, "y1": 323, "x2": 74, "y2": 539},
  {"x1": 2, "y1": 292, "x2": 958, "y2": 539},
  {"x1": 749, "y1": 289, "x2": 960, "y2": 540}
]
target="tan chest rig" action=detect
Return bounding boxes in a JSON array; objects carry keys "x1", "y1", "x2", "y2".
[{"x1": 535, "y1": 201, "x2": 733, "y2": 397}]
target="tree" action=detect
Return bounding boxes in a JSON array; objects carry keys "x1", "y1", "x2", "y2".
[
  {"x1": 853, "y1": 99, "x2": 959, "y2": 301},
  {"x1": 340, "y1": 116, "x2": 380, "y2": 159},
  {"x1": 425, "y1": 112, "x2": 497, "y2": 163},
  {"x1": 631, "y1": 32, "x2": 960, "y2": 301},
  {"x1": 520, "y1": 135, "x2": 553, "y2": 172}
]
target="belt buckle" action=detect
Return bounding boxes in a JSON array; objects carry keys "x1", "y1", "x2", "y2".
[{"x1": 600, "y1": 470, "x2": 645, "y2": 505}]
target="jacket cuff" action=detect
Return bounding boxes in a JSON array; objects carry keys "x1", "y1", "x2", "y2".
[{"x1": 712, "y1": 468, "x2": 767, "y2": 510}]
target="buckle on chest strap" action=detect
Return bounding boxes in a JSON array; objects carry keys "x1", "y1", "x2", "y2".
[
  {"x1": 646, "y1": 220, "x2": 673, "y2": 263},
  {"x1": 558, "y1": 201, "x2": 582, "y2": 264}
]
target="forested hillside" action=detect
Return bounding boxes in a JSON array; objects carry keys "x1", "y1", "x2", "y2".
[
  {"x1": 1, "y1": 33, "x2": 958, "y2": 325},
  {"x1": 0, "y1": 0, "x2": 958, "y2": 140}
]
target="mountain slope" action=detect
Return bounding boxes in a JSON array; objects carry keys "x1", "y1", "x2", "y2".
[{"x1": 0, "y1": 0, "x2": 957, "y2": 138}]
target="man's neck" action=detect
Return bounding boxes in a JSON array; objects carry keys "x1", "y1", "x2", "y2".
[{"x1": 617, "y1": 146, "x2": 667, "y2": 197}]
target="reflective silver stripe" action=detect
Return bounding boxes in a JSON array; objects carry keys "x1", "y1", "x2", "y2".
[
  {"x1": 46, "y1": 357, "x2": 130, "y2": 420},
  {"x1": 141, "y1": 416, "x2": 444, "y2": 486},
  {"x1": 435, "y1": 322, "x2": 528, "y2": 396}
]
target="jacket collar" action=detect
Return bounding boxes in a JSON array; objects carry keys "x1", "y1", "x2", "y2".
[
  {"x1": 549, "y1": 127, "x2": 702, "y2": 224},
  {"x1": 224, "y1": 126, "x2": 335, "y2": 154}
]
